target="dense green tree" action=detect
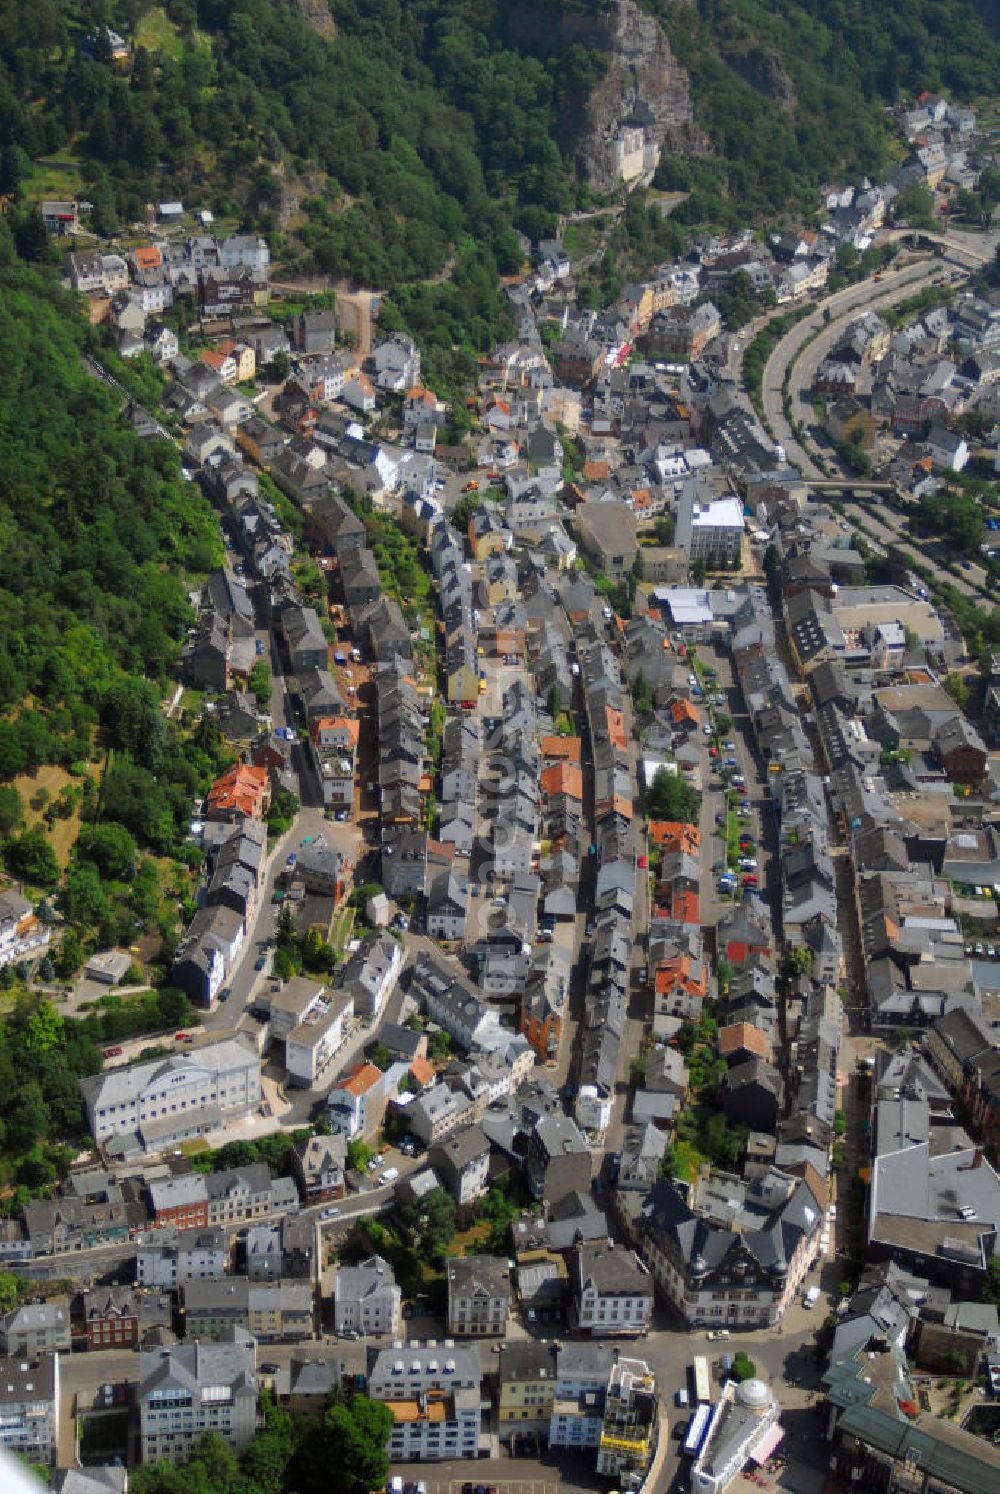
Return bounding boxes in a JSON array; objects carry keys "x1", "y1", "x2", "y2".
[
  {"x1": 5, "y1": 828, "x2": 59, "y2": 888},
  {"x1": 0, "y1": 786, "x2": 24, "y2": 837},
  {"x1": 394, "y1": 1185, "x2": 456, "y2": 1264},
  {"x1": 289, "y1": 1396, "x2": 394, "y2": 1494},
  {"x1": 76, "y1": 823, "x2": 138, "y2": 881},
  {"x1": 645, "y1": 767, "x2": 700, "y2": 824}
]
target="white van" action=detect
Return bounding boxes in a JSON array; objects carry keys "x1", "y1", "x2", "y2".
[
  {"x1": 804, "y1": 1285, "x2": 821, "y2": 1309},
  {"x1": 381, "y1": 1167, "x2": 399, "y2": 1184}
]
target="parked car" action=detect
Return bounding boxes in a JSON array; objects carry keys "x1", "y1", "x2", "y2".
[
  {"x1": 321, "y1": 1206, "x2": 339, "y2": 1219},
  {"x1": 707, "y1": 1329, "x2": 731, "y2": 1341}
]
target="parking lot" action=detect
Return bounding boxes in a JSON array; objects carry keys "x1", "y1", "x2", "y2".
[
  {"x1": 388, "y1": 1459, "x2": 601, "y2": 1494},
  {"x1": 415, "y1": 1484, "x2": 559, "y2": 1494}
]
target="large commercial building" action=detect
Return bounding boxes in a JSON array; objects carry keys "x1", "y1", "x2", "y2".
[
  {"x1": 81, "y1": 1035, "x2": 261, "y2": 1152},
  {"x1": 692, "y1": 1378, "x2": 783, "y2": 1494},
  {"x1": 676, "y1": 491, "x2": 744, "y2": 566},
  {"x1": 138, "y1": 1330, "x2": 258, "y2": 1465},
  {"x1": 367, "y1": 1343, "x2": 483, "y2": 1462}
]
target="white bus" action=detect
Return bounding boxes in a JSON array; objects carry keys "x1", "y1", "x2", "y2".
[
  {"x1": 692, "y1": 1355, "x2": 712, "y2": 1404},
  {"x1": 683, "y1": 1401, "x2": 713, "y2": 1457}
]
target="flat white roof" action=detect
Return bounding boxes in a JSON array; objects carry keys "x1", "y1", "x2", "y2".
[
  {"x1": 652, "y1": 586, "x2": 713, "y2": 625},
  {"x1": 690, "y1": 496, "x2": 744, "y2": 528}
]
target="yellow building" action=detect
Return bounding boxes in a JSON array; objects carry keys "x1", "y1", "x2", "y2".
[{"x1": 498, "y1": 1342, "x2": 558, "y2": 1442}]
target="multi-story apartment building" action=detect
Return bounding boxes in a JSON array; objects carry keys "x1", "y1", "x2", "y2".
[
  {"x1": 675, "y1": 491, "x2": 745, "y2": 567},
  {"x1": 135, "y1": 1227, "x2": 229, "y2": 1289},
  {"x1": 0, "y1": 1300, "x2": 71, "y2": 1357},
  {"x1": 367, "y1": 1344, "x2": 482, "y2": 1462},
  {"x1": 548, "y1": 1342, "x2": 615, "y2": 1453},
  {"x1": 149, "y1": 1175, "x2": 209, "y2": 1231},
  {"x1": 80, "y1": 1035, "x2": 261, "y2": 1151},
  {"x1": 498, "y1": 1342, "x2": 558, "y2": 1444},
  {"x1": 138, "y1": 1329, "x2": 258, "y2": 1465},
  {"x1": 574, "y1": 1243, "x2": 654, "y2": 1337},
  {"x1": 333, "y1": 1255, "x2": 402, "y2": 1337},
  {"x1": 446, "y1": 1255, "x2": 511, "y2": 1337},
  {"x1": 0, "y1": 1354, "x2": 59, "y2": 1466}
]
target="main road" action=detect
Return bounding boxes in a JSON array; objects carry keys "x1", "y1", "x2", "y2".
[
  {"x1": 756, "y1": 246, "x2": 995, "y2": 605},
  {"x1": 759, "y1": 256, "x2": 944, "y2": 478}
]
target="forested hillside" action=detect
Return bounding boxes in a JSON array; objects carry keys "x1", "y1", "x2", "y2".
[
  {"x1": 3, "y1": 0, "x2": 1000, "y2": 280},
  {"x1": 650, "y1": 0, "x2": 1000, "y2": 218},
  {"x1": 0, "y1": 224, "x2": 219, "y2": 781}
]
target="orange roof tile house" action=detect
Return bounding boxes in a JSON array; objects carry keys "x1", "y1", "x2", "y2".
[
  {"x1": 207, "y1": 764, "x2": 270, "y2": 821},
  {"x1": 540, "y1": 762, "x2": 583, "y2": 802},
  {"x1": 671, "y1": 698, "x2": 700, "y2": 728},
  {"x1": 648, "y1": 822, "x2": 701, "y2": 855},
  {"x1": 541, "y1": 736, "x2": 581, "y2": 764}
]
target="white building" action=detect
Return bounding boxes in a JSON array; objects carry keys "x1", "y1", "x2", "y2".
[
  {"x1": 368, "y1": 1343, "x2": 481, "y2": 1462},
  {"x1": 576, "y1": 1083, "x2": 614, "y2": 1135},
  {"x1": 220, "y1": 234, "x2": 270, "y2": 274},
  {"x1": 338, "y1": 932, "x2": 402, "y2": 1023},
  {"x1": 285, "y1": 987, "x2": 353, "y2": 1089},
  {"x1": 407, "y1": 1084, "x2": 473, "y2": 1147},
  {"x1": 575, "y1": 1242, "x2": 654, "y2": 1337},
  {"x1": 692, "y1": 1378, "x2": 782, "y2": 1494},
  {"x1": 135, "y1": 1227, "x2": 229, "y2": 1289},
  {"x1": 333, "y1": 1255, "x2": 402, "y2": 1337},
  {"x1": 446, "y1": 1255, "x2": 511, "y2": 1337},
  {"x1": 80, "y1": 1035, "x2": 261, "y2": 1150},
  {"x1": 548, "y1": 1343, "x2": 615, "y2": 1452},
  {"x1": 0, "y1": 889, "x2": 49, "y2": 968},
  {"x1": 676, "y1": 491, "x2": 744, "y2": 566},
  {"x1": 139, "y1": 1330, "x2": 258, "y2": 1465}
]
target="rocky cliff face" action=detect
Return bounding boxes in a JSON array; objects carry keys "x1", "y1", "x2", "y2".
[
  {"x1": 506, "y1": 0, "x2": 703, "y2": 192},
  {"x1": 290, "y1": 0, "x2": 336, "y2": 38}
]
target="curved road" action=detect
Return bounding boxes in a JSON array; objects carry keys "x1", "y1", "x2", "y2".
[
  {"x1": 755, "y1": 245, "x2": 997, "y2": 604},
  {"x1": 760, "y1": 257, "x2": 944, "y2": 477}
]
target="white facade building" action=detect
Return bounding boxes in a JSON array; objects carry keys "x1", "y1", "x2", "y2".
[
  {"x1": 692, "y1": 1378, "x2": 782, "y2": 1494},
  {"x1": 676, "y1": 491, "x2": 744, "y2": 565},
  {"x1": 0, "y1": 1353, "x2": 59, "y2": 1466},
  {"x1": 333, "y1": 1256, "x2": 402, "y2": 1337},
  {"x1": 139, "y1": 1330, "x2": 258, "y2": 1465},
  {"x1": 135, "y1": 1228, "x2": 229, "y2": 1289},
  {"x1": 81, "y1": 1035, "x2": 261, "y2": 1150},
  {"x1": 368, "y1": 1343, "x2": 481, "y2": 1462}
]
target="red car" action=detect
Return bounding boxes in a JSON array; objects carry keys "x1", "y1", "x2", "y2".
[
  {"x1": 742, "y1": 874, "x2": 758, "y2": 887},
  {"x1": 103, "y1": 1046, "x2": 123, "y2": 1059},
  {"x1": 174, "y1": 1032, "x2": 189, "y2": 1042},
  {"x1": 637, "y1": 855, "x2": 648, "y2": 869}
]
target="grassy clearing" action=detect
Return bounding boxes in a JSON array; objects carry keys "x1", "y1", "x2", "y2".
[
  {"x1": 23, "y1": 154, "x2": 85, "y2": 203},
  {"x1": 726, "y1": 809, "x2": 740, "y2": 868},
  {"x1": 330, "y1": 905, "x2": 356, "y2": 961},
  {"x1": 452, "y1": 1222, "x2": 491, "y2": 1255},
  {"x1": 11, "y1": 763, "x2": 91, "y2": 867},
  {"x1": 136, "y1": 6, "x2": 186, "y2": 57},
  {"x1": 177, "y1": 1137, "x2": 210, "y2": 1157}
]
